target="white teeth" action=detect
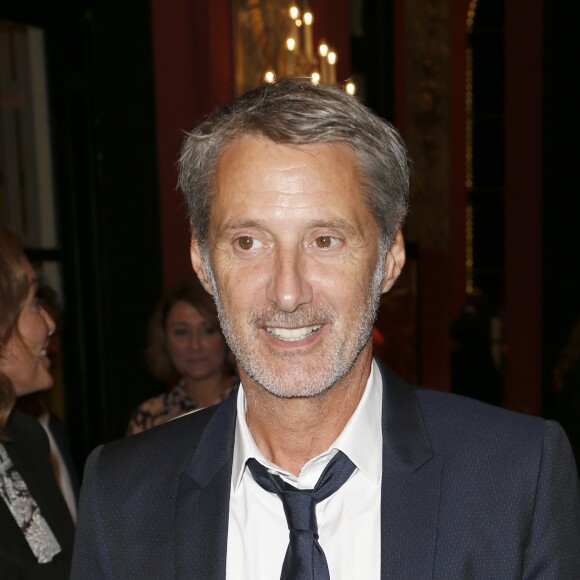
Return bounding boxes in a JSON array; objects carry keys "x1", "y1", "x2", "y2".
[
  {"x1": 40, "y1": 349, "x2": 48, "y2": 357},
  {"x1": 266, "y1": 325, "x2": 321, "y2": 342}
]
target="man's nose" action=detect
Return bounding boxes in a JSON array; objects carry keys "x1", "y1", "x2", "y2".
[{"x1": 266, "y1": 247, "x2": 313, "y2": 313}]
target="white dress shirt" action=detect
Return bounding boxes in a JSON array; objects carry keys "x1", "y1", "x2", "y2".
[{"x1": 226, "y1": 360, "x2": 383, "y2": 580}]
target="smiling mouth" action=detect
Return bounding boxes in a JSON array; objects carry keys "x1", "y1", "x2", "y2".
[{"x1": 266, "y1": 325, "x2": 321, "y2": 342}]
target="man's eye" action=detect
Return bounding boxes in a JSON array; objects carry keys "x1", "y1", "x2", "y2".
[
  {"x1": 236, "y1": 236, "x2": 266, "y2": 251},
  {"x1": 236, "y1": 236, "x2": 254, "y2": 250},
  {"x1": 315, "y1": 236, "x2": 337, "y2": 249}
]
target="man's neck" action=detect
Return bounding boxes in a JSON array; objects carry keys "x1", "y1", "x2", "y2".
[{"x1": 243, "y1": 348, "x2": 374, "y2": 476}]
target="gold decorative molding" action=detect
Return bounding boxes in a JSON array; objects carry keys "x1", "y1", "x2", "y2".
[
  {"x1": 465, "y1": 0, "x2": 478, "y2": 294},
  {"x1": 403, "y1": 0, "x2": 451, "y2": 252},
  {"x1": 234, "y1": 0, "x2": 289, "y2": 94}
]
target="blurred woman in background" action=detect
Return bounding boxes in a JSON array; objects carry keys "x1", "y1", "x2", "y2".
[
  {"x1": 0, "y1": 228, "x2": 74, "y2": 578},
  {"x1": 127, "y1": 277, "x2": 237, "y2": 435}
]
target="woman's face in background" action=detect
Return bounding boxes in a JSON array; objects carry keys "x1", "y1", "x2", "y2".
[
  {"x1": 0, "y1": 260, "x2": 56, "y2": 395},
  {"x1": 165, "y1": 300, "x2": 227, "y2": 382}
]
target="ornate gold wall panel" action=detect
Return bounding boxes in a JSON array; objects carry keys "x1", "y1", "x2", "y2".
[
  {"x1": 234, "y1": 0, "x2": 290, "y2": 94},
  {"x1": 403, "y1": 0, "x2": 451, "y2": 251}
]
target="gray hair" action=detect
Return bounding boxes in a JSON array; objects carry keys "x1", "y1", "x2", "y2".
[{"x1": 178, "y1": 77, "x2": 411, "y2": 257}]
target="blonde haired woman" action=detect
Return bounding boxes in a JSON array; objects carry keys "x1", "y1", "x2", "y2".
[{"x1": 127, "y1": 277, "x2": 237, "y2": 434}]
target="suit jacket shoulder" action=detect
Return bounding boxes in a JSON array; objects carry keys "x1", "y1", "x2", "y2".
[
  {"x1": 72, "y1": 399, "x2": 237, "y2": 579},
  {"x1": 377, "y1": 361, "x2": 580, "y2": 579},
  {"x1": 98, "y1": 403, "x2": 218, "y2": 479}
]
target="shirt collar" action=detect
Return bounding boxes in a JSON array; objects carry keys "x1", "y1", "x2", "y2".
[{"x1": 231, "y1": 360, "x2": 383, "y2": 492}]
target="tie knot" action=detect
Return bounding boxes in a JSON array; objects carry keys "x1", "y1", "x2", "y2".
[
  {"x1": 246, "y1": 452, "x2": 356, "y2": 580},
  {"x1": 279, "y1": 489, "x2": 318, "y2": 532},
  {"x1": 246, "y1": 451, "x2": 356, "y2": 533}
]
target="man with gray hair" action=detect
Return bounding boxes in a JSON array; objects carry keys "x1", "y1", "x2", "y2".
[{"x1": 72, "y1": 78, "x2": 580, "y2": 579}]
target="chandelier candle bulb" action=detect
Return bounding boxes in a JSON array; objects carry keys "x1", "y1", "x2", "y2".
[
  {"x1": 289, "y1": 5, "x2": 299, "y2": 20},
  {"x1": 327, "y1": 50, "x2": 337, "y2": 85},
  {"x1": 303, "y1": 12, "x2": 314, "y2": 60},
  {"x1": 294, "y1": 19, "x2": 302, "y2": 54},
  {"x1": 286, "y1": 38, "x2": 296, "y2": 75},
  {"x1": 345, "y1": 81, "x2": 356, "y2": 95},
  {"x1": 319, "y1": 41, "x2": 329, "y2": 84}
]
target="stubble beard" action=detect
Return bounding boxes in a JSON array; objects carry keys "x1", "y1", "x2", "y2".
[{"x1": 203, "y1": 255, "x2": 385, "y2": 399}]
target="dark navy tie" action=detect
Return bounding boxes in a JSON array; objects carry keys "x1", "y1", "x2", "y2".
[{"x1": 246, "y1": 451, "x2": 356, "y2": 580}]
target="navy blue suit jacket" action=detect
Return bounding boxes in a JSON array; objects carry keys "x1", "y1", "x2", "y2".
[{"x1": 71, "y1": 361, "x2": 580, "y2": 578}]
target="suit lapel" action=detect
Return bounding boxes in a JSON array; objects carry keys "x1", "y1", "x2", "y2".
[
  {"x1": 175, "y1": 395, "x2": 237, "y2": 580},
  {"x1": 378, "y1": 361, "x2": 442, "y2": 580}
]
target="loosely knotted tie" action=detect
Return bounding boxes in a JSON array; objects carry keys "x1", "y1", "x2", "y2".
[{"x1": 247, "y1": 451, "x2": 356, "y2": 580}]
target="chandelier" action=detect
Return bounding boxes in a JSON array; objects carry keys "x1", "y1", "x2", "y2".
[{"x1": 263, "y1": 3, "x2": 355, "y2": 95}]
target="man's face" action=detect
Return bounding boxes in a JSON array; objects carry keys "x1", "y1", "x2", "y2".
[{"x1": 192, "y1": 135, "x2": 403, "y2": 398}]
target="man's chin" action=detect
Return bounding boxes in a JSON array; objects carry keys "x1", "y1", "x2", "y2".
[
  {"x1": 261, "y1": 382, "x2": 335, "y2": 399},
  {"x1": 243, "y1": 365, "x2": 340, "y2": 399}
]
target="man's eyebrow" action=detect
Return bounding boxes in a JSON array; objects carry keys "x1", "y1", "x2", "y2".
[
  {"x1": 219, "y1": 218, "x2": 356, "y2": 233},
  {"x1": 216, "y1": 218, "x2": 360, "y2": 236},
  {"x1": 215, "y1": 220, "x2": 266, "y2": 238},
  {"x1": 304, "y1": 218, "x2": 364, "y2": 238},
  {"x1": 307, "y1": 218, "x2": 358, "y2": 232},
  {"x1": 219, "y1": 219, "x2": 266, "y2": 231}
]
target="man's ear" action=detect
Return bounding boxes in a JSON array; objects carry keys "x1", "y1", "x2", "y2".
[
  {"x1": 190, "y1": 236, "x2": 214, "y2": 295},
  {"x1": 381, "y1": 229, "x2": 406, "y2": 294}
]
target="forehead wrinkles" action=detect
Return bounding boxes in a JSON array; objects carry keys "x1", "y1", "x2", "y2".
[{"x1": 214, "y1": 137, "x2": 360, "y2": 194}]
